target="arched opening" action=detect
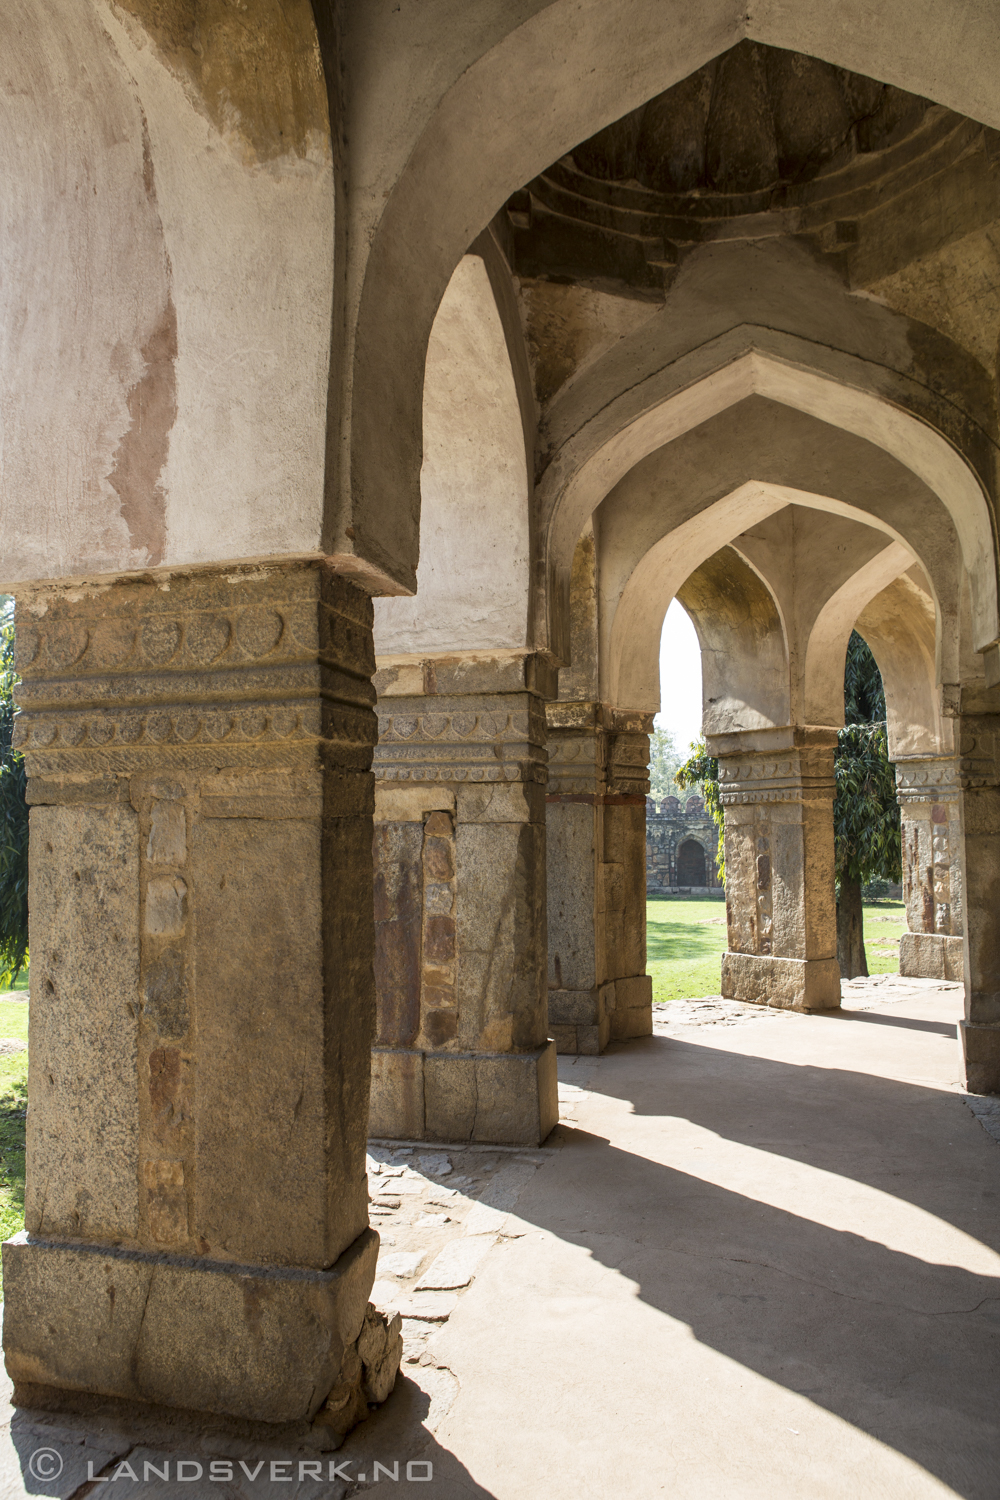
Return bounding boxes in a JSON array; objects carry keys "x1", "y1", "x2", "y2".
[{"x1": 676, "y1": 839, "x2": 707, "y2": 887}]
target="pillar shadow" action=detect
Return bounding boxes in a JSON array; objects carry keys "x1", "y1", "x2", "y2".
[
  {"x1": 516, "y1": 1121, "x2": 1000, "y2": 1498},
  {"x1": 584, "y1": 1034, "x2": 996, "y2": 1250},
  {"x1": 517, "y1": 1029, "x2": 1000, "y2": 1497}
]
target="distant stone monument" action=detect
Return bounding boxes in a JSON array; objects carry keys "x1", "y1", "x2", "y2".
[{"x1": 646, "y1": 796, "x2": 723, "y2": 895}]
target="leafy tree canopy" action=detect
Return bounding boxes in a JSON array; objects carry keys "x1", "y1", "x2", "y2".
[
  {"x1": 834, "y1": 631, "x2": 901, "y2": 888},
  {"x1": 648, "y1": 725, "x2": 688, "y2": 801}
]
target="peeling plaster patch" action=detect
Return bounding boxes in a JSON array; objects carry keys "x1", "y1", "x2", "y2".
[
  {"x1": 111, "y1": 0, "x2": 331, "y2": 166},
  {"x1": 108, "y1": 298, "x2": 177, "y2": 566}
]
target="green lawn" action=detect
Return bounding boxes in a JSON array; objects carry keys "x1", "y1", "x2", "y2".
[
  {"x1": 0, "y1": 988, "x2": 28, "y2": 1300},
  {"x1": 647, "y1": 897, "x2": 907, "y2": 1001}
]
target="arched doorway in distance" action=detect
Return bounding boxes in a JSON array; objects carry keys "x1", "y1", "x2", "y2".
[{"x1": 676, "y1": 839, "x2": 707, "y2": 888}]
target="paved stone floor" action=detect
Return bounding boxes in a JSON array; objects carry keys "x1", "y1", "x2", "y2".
[{"x1": 1, "y1": 976, "x2": 998, "y2": 1498}]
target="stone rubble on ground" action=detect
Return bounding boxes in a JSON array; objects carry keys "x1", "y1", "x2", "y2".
[
  {"x1": 365, "y1": 1141, "x2": 551, "y2": 1366},
  {"x1": 965, "y1": 1095, "x2": 1000, "y2": 1144},
  {"x1": 651, "y1": 976, "x2": 965, "y2": 1034}
]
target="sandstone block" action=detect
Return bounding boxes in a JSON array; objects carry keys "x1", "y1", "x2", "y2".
[
  {"x1": 2, "y1": 1228, "x2": 379, "y2": 1425},
  {"x1": 416, "y1": 1235, "x2": 495, "y2": 1291},
  {"x1": 721, "y1": 952, "x2": 841, "y2": 1010},
  {"x1": 146, "y1": 801, "x2": 186, "y2": 865},
  {"x1": 27, "y1": 804, "x2": 140, "y2": 1241},
  {"x1": 961, "y1": 1020, "x2": 1000, "y2": 1095},
  {"x1": 548, "y1": 988, "x2": 601, "y2": 1026},
  {"x1": 369, "y1": 1048, "x2": 424, "y2": 1140},
  {"x1": 550, "y1": 1024, "x2": 579, "y2": 1054},
  {"x1": 900, "y1": 932, "x2": 964, "y2": 981}
]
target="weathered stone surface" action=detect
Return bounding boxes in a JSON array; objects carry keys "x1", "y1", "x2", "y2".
[
  {"x1": 26, "y1": 804, "x2": 140, "y2": 1240},
  {"x1": 415, "y1": 1235, "x2": 495, "y2": 1291},
  {"x1": 372, "y1": 822, "x2": 422, "y2": 1047},
  {"x1": 369, "y1": 1049, "x2": 424, "y2": 1140},
  {"x1": 721, "y1": 953, "x2": 842, "y2": 1011},
  {"x1": 2, "y1": 1228, "x2": 379, "y2": 1425},
  {"x1": 9, "y1": 567, "x2": 380, "y2": 1422},
  {"x1": 900, "y1": 932, "x2": 964, "y2": 981},
  {"x1": 960, "y1": 1020, "x2": 1000, "y2": 1095}
]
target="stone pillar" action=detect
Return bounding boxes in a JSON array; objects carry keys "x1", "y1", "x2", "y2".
[
  {"x1": 545, "y1": 703, "x2": 653, "y2": 1054},
  {"x1": 1, "y1": 565, "x2": 381, "y2": 1425},
  {"x1": 895, "y1": 757, "x2": 964, "y2": 981},
  {"x1": 713, "y1": 729, "x2": 841, "y2": 1010},
  {"x1": 369, "y1": 652, "x2": 558, "y2": 1144},
  {"x1": 956, "y1": 711, "x2": 1000, "y2": 1093}
]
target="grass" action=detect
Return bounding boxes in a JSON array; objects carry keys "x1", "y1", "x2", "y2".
[
  {"x1": 0, "y1": 981, "x2": 29, "y2": 1301},
  {"x1": 647, "y1": 896, "x2": 907, "y2": 1001}
]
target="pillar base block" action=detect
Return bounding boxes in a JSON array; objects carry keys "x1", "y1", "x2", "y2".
[
  {"x1": 900, "y1": 932, "x2": 964, "y2": 981},
  {"x1": 1, "y1": 1228, "x2": 379, "y2": 1425},
  {"x1": 608, "y1": 974, "x2": 653, "y2": 1040},
  {"x1": 960, "y1": 1020, "x2": 1000, "y2": 1095},
  {"x1": 369, "y1": 1041, "x2": 558, "y2": 1145},
  {"x1": 548, "y1": 985, "x2": 612, "y2": 1055},
  {"x1": 721, "y1": 953, "x2": 841, "y2": 1011}
]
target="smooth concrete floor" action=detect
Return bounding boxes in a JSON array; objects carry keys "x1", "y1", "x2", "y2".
[
  {"x1": 421, "y1": 984, "x2": 1000, "y2": 1499},
  {"x1": 0, "y1": 982, "x2": 997, "y2": 1498}
]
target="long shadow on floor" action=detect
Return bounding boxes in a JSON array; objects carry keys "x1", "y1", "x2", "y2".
[{"x1": 516, "y1": 1036, "x2": 1000, "y2": 1498}]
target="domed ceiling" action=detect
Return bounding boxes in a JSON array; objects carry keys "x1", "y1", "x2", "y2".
[{"x1": 503, "y1": 41, "x2": 979, "y2": 291}]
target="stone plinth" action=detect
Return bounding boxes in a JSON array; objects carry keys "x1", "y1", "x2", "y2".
[
  {"x1": 545, "y1": 702, "x2": 653, "y2": 1054},
  {"x1": 713, "y1": 728, "x2": 841, "y2": 1012},
  {"x1": 370, "y1": 653, "x2": 558, "y2": 1143},
  {"x1": 3, "y1": 565, "x2": 380, "y2": 1424},
  {"x1": 895, "y1": 757, "x2": 964, "y2": 980},
  {"x1": 956, "y1": 711, "x2": 1000, "y2": 1093}
]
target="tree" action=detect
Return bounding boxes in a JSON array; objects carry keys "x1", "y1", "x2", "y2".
[
  {"x1": 648, "y1": 725, "x2": 685, "y2": 800},
  {"x1": 0, "y1": 599, "x2": 28, "y2": 988},
  {"x1": 834, "y1": 632, "x2": 901, "y2": 978},
  {"x1": 675, "y1": 740, "x2": 725, "y2": 882}
]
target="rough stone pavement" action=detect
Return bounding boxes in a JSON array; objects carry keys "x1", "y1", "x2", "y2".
[{"x1": 0, "y1": 976, "x2": 997, "y2": 1497}]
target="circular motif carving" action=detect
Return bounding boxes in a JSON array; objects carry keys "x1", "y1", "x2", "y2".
[
  {"x1": 144, "y1": 713, "x2": 173, "y2": 743},
  {"x1": 173, "y1": 712, "x2": 201, "y2": 742},
  {"x1": 87, "y1": 622, "x2": 135, "y2": 670},
  {"x1": 15, "y1": 627, "x2": 39, "y2": 670},
  {"x1": 141, "y1": 618, "x2": 182, "y2": 665},
  {"x1": 89, "y1": 720, "x2": 115, "y2": 746},
  {"x1": 47, "y1": 625, "x2": 89, "y2": 670},
  {"x1": 186, "y1": 614, "x2": 231, "y2": 664},
  {"x1": 237, "y1": 610, "x2": 283, "y2": 658}
]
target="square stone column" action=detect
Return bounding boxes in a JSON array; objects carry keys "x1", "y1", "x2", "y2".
[
  {"x1": 895, "y1": 757, "x2": 964, "y2": 981},
  {"x1": 369, "y1": 653, "x2": 558, "y2": 1144},
  {"x1": 545, "y1": 702, "x2": 653, "y2": 1054},
  {"x1": 956, "y1": 711, "x2": 1000, "y2": 1092},
  {"x1": 713, "y1": 728, "x2": 841, "y2": 1011},
  {"x1": 2, "y1": 565, "x2": 381, "y2": 1425}
]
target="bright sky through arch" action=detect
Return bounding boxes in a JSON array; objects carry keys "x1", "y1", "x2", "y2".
[{"x1": 656, "y1": 599, "x2": 703, "y2": 752}]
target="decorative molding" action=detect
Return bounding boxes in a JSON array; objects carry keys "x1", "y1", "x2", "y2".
[
  {"x1": 717, "y1": 749, "x2": 835, "y2": 807},
  {"x1": 894, "y1": 757, "x2": 962, "y2": 805},
  {"x1": 957, "y1": 719, "x2": 1000, "y2": 789},
  {"x1": 375, "y1": 692, "x2": 546, "y2": 786},
  {"x1": 14, "y1": 567, "x2": 377, "y2": 778}
]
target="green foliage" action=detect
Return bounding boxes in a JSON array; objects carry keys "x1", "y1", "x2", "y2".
[
  {"x1": 844, "y1": 629, "x2": 886, "y2": 723},
  {"x1": 648, "y1": 725, "x2": 686, "y2": 800},
  {"x1": 0, "y1": 601, "x2": 28, "y2": 988},
  {"x1": 676, "y1": 739, "x2": 725, "y2": 883},
  {"x1": 834, "y1": 719, "x2": 902, "y2": 886},
  {"x1": 834, "y1": 633, "x2": 901, "y2": 888}
]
